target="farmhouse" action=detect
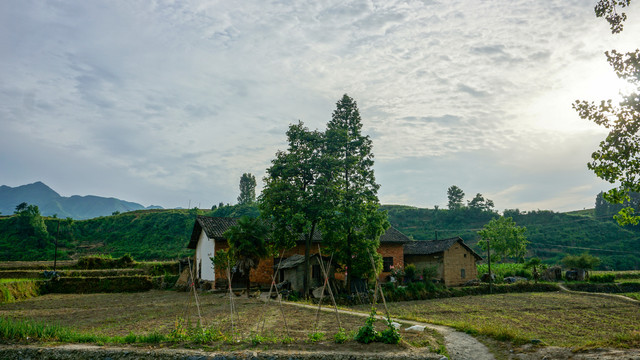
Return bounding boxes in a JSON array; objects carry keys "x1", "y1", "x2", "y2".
[
  {"x1": 187, "y1": 215, "x2": 410, "y2": 290},
  {"x1": 403, "y1": 237, "x2": 482, "y2": 286}
]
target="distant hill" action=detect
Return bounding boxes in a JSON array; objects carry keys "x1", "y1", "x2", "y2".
[
  {"x1": 382, "y1": 205, "x2": 640, "y2": 270},
  {"x1": 0, "y1": 182, "x2": 162, "y2": 220},
  {"x1": 0, "y1": 200, "x2": 638, "y2": 269}
]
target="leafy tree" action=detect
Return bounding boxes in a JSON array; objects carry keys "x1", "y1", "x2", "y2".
[
  {"x1": 14, "y1": 203, "x2": 49, "y2": 248},
  {"x1": 447, "y1": 185, "x2": 465, "y2": 210},
  {"x1": 321, "y1": 94, "x2": 389, "y2": 289},
  {"x1": 259, "y1": 121, "x2": 330, "y2": 295},
  {"x1": 562, "y1": 253, "x2": 602, "y2": 278},
  {"x1": 477, "y1": 216, "x2": 528, "y2": 263},
  {"x1": 574, "y1": 0, "x2": 639, "y2": 225},
  {"x1": 223, "y1": 216, "x2": 269, "y2": 297},
  {"x1": 467, "y1": 193, "x2": 495, "y2": 212},
  {"x1": 237, "y1": 173, "x2": 257, "y2": 205}
]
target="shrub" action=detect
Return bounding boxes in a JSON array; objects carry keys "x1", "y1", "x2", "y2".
[
  {"x1": 307, "y1": 331, "x2": 325, "y2": 343},
  {"x1": 334, "y1": 328, "x2": 348, "y2": 344},
  {"x1": 422, "y1": 266, "x2": 438, "y2": 282},
  {"x1": 589, "y1": 274, "x2": 616, "y2": 283},
  {"x1": 404, "y1": 264, "x2": 417, "y2": 283},
  {"x1": 355, "y1": 308, "x2": 379, "y2": 344},
  {"x1": 379, "y1": 317, "x2": 401, "y2": 344}
]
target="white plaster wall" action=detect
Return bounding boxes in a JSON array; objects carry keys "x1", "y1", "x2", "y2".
[{"x1": 195, "y1": 230, "x2": 215, "y2": 281}]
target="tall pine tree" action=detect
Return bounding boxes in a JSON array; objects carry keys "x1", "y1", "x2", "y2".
[{"x1": 321, "y1": 94, "x2": 388, "y2": 290}]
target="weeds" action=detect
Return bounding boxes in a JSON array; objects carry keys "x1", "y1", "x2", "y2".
[{"x1": 307, "y1": 331, "x2": 325, "y2": 343}]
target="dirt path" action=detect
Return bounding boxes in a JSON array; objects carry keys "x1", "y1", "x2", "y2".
[
  {"x1": 558, "y1": 283, "x2": 640, "y2": 305},
  {"x1": 279, "y1": 300, "x2": 495, "y2": 360}
]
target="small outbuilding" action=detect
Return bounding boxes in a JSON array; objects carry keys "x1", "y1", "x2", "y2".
[
  {"x1": 403, "y1": 237, "x2": 482, "y2": 287},
  {"x1": 275, "y1": 253, "x2": 334, "y2": 292}
]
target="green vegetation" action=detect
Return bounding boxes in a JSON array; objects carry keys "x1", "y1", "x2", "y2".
[
  {"x1": 478, "y1": 216, "x2": 528, "y2": 263},
  {"x1": 372, "y1": 292, "x2": 640, "y2": 348},
  {"x1": 0, "y1": 279, "x2": 42, "y2": 303},
  {"x1": 0, "y1": 208, "x2": 201, "y2": 261},
  {"x1": 574, "y1": 1, "x2": 640, "y2": 226},
  {"x1": 384, "y1": 204, "x2": 640, "y2": 270}
]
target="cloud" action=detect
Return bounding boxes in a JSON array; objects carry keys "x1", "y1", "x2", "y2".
[{"x1": 1, "y1": 0, "x2": 639, "y2": 212}]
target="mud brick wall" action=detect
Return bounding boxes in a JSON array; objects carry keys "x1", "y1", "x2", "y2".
[
  {"x1": 442, "y1": 243, "x2": 478, "y2": 286},
  {"x1": 404, "y1": 253, "x2": 444, "y2": 281}
]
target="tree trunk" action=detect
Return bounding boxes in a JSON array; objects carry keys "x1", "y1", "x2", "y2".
[
  {"x1": 303, "y1": 221, "x2": 317, "y2": 298},
  {"x1": 246, "y1": 271, "x2": 251, "y2": 298},
  {"x1": 346, "y1": 228, "x2": 352, "y2": 293}
]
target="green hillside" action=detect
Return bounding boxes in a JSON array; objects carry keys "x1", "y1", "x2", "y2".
[
  {"x1": 382, "y1": 205, "x2": 640, "y2": 270},
  {"x1": 1, "y1": 204, "x2": 639, "y2": 270},
  {"x1": 0, "y1": 209, "x2": 200, "y2": 261}
]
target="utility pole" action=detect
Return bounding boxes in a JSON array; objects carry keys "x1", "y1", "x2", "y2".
[
  {"x1": 487, "y1": 238, "x2": 492, "y2": 294},
  {"x1": 54, "y1": 219, "x2": 60, "y2": 272}
]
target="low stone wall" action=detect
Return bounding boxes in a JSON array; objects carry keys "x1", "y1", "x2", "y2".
[{"x1": 0, "y1": 344, "x2": 444, "y2": 360}]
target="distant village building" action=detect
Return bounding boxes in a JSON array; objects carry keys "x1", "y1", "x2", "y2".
[
  {"x1": 187, "y1": 216, "x2": 410, "y2": 291},
  {"x1": 403, "y1": 237, "x2": 482, "y2": 287}
]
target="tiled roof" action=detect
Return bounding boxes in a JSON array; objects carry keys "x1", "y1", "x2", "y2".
[
  {"x1": 188, "y1": 215, "x2": 410, "y2": 249},
  {"x1": 403, "y1": 237, "x2": 483, "y2": 260}
]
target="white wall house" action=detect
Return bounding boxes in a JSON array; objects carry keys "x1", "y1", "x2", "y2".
[
  {"x1": 187, "y1": 216, "x2": 238, "y2": 283},
  {"x1": 194, "y1": 228, "x2": 215, "y2": 281}
]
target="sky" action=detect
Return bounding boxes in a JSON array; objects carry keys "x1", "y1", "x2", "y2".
[{"x1": 1, "y1": 0, "x2": 639, "y2": 212}]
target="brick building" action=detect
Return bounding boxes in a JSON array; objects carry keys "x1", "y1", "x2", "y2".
[
  {"x1": 403, "y1": 237, "x2": 482, "y2": 286},
  {"x1": 187, "y1": 216, "x2": 409, "y2": 290}
]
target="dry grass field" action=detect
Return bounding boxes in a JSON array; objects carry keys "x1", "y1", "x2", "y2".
[
  {"x1": 357, "y1": 292, "x2": 640, "y2": 349},
  {"x1": 0, "y1": 290, "x2": 443, "y2": 353}
]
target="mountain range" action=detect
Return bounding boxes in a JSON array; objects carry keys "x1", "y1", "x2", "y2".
[{"x1": 0, "y1": 182, "x2": 162, "y2": 220}]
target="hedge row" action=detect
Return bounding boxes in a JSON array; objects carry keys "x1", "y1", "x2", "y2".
[
  {"x1": 565, "y1": 282, "x2": 640, "y2": 293},
  {"x1": 43, "y1": 276, "x2": 154, "y2": 294},
  {"x1": 0, "y1": 269, "x2": 149, "y2": 279},
  {"x1": 369, "y1": 281, "x2": 561, "y2": 303}
]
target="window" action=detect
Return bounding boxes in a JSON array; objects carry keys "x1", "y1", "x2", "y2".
[
  {"x1": 312, "y1": 264, "x2": 322, "y2": 282},
  {"x1": 383, "y1": 257, "x2": 394, "y2": 272},
  {"x1": 464, "y1": 253, "x2": 467, "y2": 258},
  {"x1": 461, "y1": 268, "x2": 466, "y2": 279}
]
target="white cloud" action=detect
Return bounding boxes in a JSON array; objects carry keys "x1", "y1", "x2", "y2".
[{"x1": 0, "y1": 0, "x2": 637, "y2": 211}]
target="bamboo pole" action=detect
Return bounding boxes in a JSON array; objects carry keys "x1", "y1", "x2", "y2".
[{"x1": 317, "y1": 245, "x2": 341, "y2": 329}]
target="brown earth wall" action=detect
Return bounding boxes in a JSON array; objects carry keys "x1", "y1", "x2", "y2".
[
  {"x1": 404, "y1": 254, "x2": 444, "y2": 280},
  {"x1": 442, "y1": 243, "x2": 478, "y2": 286},
  {"x1": 213, "y1": 240, "x2": 405, "y2": 287}
]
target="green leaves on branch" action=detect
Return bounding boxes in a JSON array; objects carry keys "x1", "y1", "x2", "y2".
[
  {"x1": 574, "y1": 3, "x2": 639, "y2": 226},
  {"x1": 477, "y1": 217, "x2": 528, "y2": 263}
]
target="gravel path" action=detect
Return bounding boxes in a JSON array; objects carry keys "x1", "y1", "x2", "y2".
[{"x1": 280, "y1": 300, "x2": 495, "y2": 360}]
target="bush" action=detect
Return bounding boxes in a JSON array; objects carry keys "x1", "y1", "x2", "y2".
[
  {"x1": 379, "y1": 317, "x2": 401, "y2": 344},
  {"x1": 334, "y1": 328, "x2": 349, "y2": 344},
  {"x1": 589, "y1": 274, "x2": 616, "y2": 283},
  {"x1": 76, "y1": 255, "x2": 137, "y2": 270},
  {"x1": 355, "y1": 309, "x2": 379, "y2": 344},
  {"x1": 404, "y1": 264, "x2": 417, "y2": 283}
]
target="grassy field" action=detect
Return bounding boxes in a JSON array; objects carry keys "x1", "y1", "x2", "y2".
[
  {"x1": 357, "y1": 292, "x2": 640, "y2": 349},
  {"x1": 0, "y1": 290, "x2": 442, "y2": 353}
]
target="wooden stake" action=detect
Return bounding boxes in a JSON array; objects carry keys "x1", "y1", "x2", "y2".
[{"x1": 316, "y1": 246, "x2": 341, "y2": 329}]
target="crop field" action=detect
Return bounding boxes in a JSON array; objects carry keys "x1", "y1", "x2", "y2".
[
  {"x1": 0, "y1": 290, "x2": 442, "y2": 353},
  {"x1": 357, "y1": 292, "x2": 640, "y2": 349}
]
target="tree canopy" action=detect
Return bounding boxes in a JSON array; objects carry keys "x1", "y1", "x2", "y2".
[
  {"x1": 237, "y1": 173, "x2": 257, "y2": 205},
  {"x1": 223, "y1": 216, "x2": 269, "y2": 297},
  {"x1": 260, "y1": 94, "x2": 388, "y2": 294},
  {"x1": 574, "y1": 0, "x2": 639, "y2": 225},
  {"x1": 447, "y1": 185, "x2": 465, "y2": 210},
  {"x1": 477, "y1": 216, "x2": 528, "y2": 263},
  {"x1": 321, "y1": 94, "x2": 389, "y2": 285}
]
